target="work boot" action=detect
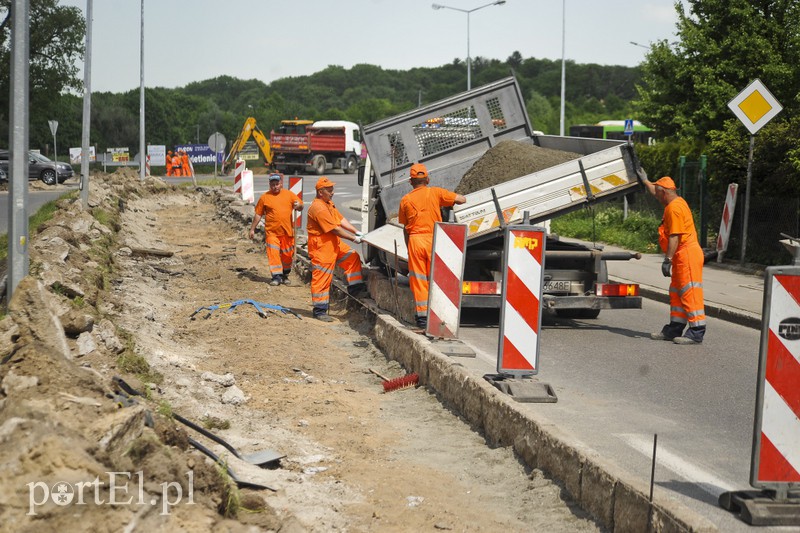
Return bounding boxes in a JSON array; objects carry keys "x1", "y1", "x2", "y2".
[
  {"x1": 348, "y1": 283, "x2": 368, "y2": 298},
  {"x1": 650, "y1": 321, "x2": 684, "y2": 341},
  {"x1": 315, "y1": 314, "x2": 334, "y2": 323},
  {"x1": 416, "y1": 316, "x2": 427, "y2": 329},
  {"x1": 269, "y1": 275, "x2": 283, "y2": 286},
  {"x1": 282, "y1": 277, "x2": 291, "y2": 286},
  {"x1": 674, "y1": 326, "x2": 705, "y2": 345}
]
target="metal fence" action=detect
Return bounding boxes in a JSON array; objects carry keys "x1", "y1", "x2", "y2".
[{"x1": 623, "y1": 156, "x2": 800, "y2": 266}]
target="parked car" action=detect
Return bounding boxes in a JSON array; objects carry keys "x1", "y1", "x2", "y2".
[{"x1": 0, "y1": 149, "x2": 74, "y2": 185}]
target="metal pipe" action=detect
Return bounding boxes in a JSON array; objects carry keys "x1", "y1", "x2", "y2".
[
  {"x1": 80, "y1": 0, "x2": 92, "y2": 209},
  {"x1": 7, "y1": 0, "x2": 31, "y2": 304},
  {"x1": 139, "y1": 0, "x2": 145, "y2": 181}
]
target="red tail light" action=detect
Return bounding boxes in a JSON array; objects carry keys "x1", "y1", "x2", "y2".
[{"x1": 595, "y1": 283, "x2": 639, "y2": 297}]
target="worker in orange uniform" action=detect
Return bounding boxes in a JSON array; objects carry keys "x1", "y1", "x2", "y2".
[
  {"x1": 399, "y1": 162, "x2": 466, "y2": 329},
  {"x1": 249, "y1": 173, "x2": 303, "y2": 286},
  {"x1": 306, "y1": 176, "x2": 366, "y2": 322},
  {"x1": 180, "y1": 150, "x2": 192, "y2": 177},
  {"x1": 166, "y1": 151, "x2": 174, "y2": 176},
  {"x1": 642, "y1": 176, "x2": 706, "y2": 344},
  {"x1": 171, "y1": 151, "x2": 182, "y2": 177}
]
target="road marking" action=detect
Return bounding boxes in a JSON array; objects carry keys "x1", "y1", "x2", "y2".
[{"x1": 617, "y1": 433, "x2": 735, "y2": 497}]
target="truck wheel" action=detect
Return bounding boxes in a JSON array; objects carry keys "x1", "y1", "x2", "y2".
[
  {"x1": 40, "y1": 169, "x2": 57, "y2": 186},
  {"x1": 344, "y1": 156, "x2": 357, "y2": 174},
  {"x1": 313, "y1": 156, "x2": 326, "y2": 175},
  {"x1": 555, "y1": 309, "x2": 601, "y2": 320}
]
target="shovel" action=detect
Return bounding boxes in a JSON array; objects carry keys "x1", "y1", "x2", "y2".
[{"x1": 112, "y1": 376, "x2": 284, "y2": 467}]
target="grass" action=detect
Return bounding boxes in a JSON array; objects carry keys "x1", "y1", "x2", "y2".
[
  {"x1": 0, "y1": 191, "x2": 77, "y2": 261},
  {"x1": 176, "y1": 177, "x2": 230, "y2": 188},
  {"x1": 550, "y1": 205, "x2": 661, "y2": 254}
]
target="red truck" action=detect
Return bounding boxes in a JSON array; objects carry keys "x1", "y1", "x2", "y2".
[{"x1": 270, "y1": 120, "x2": 362, "y2": 175}]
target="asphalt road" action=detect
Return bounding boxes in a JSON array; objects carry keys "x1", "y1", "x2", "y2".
[{"x1": 0, "y1": 183, "x2": 80, "y2": 235}]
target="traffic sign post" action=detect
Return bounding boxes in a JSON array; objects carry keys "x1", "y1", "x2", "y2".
[
  {"x1": 623, "y1": 118, "x2": 634, "y2": 141},
  {"x1": 484, "y1": 224, "x2": 557, "y2": 403},
  {"x1": 718, "y1": 237, "x2": 800, "y2": 526},
  {"x1": 208, "y1": 132, "x2": 226, "y2": 177},
  {"x1": 727, "y1": 79, "x2": 783, "y2": 266},
  {"x1": 49, "y1": 120, "x2": 59, "y2": 177}
]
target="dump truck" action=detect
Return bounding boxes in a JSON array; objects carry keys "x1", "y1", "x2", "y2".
[
  {"x1": 359, "y1": 76, "x2": 644, "y2": 318},
  {"x1": 270, "y1": 120, "x2": 362, "y2": 175}
]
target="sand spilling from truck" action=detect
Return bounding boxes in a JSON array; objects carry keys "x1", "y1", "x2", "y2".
[{"x1": 455, "y1": 140, "x2": 582, "y2": 195}]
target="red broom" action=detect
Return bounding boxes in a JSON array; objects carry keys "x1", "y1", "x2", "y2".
[{"x1": 368, "y1": 368, "x2": 419, "y2": 393}]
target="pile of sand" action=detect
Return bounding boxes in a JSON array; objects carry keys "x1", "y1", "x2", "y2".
[{"x1": 455, "y1": 140, "x2": 581, "y2": 195}]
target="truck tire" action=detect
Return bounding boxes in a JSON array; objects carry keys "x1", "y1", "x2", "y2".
[
  {"x1": 344, "y1": 156, "x2": 357, "y2": 174},
  {"x1": 313, "y1": 155, "x2": 326, "y2": 175},
  {"x1": 555, "y1": 309, "x2": 601, "y2": 320}
]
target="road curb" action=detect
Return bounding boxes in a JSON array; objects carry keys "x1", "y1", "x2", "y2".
[{"x1": 363, "y1": 295, "x2": 718, "y2": 533}]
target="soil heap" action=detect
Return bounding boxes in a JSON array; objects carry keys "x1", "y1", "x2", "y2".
[{"x1": 455, "y1": 140, "x2": 581, "y2": 195}]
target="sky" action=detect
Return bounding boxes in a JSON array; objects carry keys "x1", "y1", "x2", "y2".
[{"x1": 60, "y1": 0, "x2": 685, "y2": 94}]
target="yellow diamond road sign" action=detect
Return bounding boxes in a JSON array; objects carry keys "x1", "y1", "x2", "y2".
[{"x1": 728, "y1": 78, "x2": 782, "y2": 135}]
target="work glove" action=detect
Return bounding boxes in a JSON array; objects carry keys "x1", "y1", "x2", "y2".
[
  {"x1": 661, "y1": 257, "x2": 672, "y2": 277},
  {"x1": 353, "y1": 236, "x2": 363, "y2": 244},
  {"x1": 355, "y1": 231, "x2": 364, "y2": 238}
]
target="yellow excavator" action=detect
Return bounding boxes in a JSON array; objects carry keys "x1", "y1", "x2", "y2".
[{"x1": 222, "y1": 117, "x2": 272, "y2": 174}]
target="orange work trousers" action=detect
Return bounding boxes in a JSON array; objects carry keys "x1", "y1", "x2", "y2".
[
  {"x1": 265, "y1": 234, "x2": 295, "y2": 279},
  {"x1": 669, "y1": 244, "x2": 706, "y2": 328},
  {"x1": 407, "y1": 233, "x2": 433, "y2": 321},
  {"x1": 309, "y1": 234, "x2": 363, "y2": 315}
]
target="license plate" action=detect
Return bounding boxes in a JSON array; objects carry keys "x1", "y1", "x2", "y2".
[{"x1": 544, "y1": 280, "x2": 571, "y2": 293}]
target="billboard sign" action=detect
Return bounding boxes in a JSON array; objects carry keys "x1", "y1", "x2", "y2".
[{"x1": 175, "y1": 144, "x2": 223, "y2": 165}]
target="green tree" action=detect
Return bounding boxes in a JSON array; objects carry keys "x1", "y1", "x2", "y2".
[
  {"x1": 636, "y1": 0, "x2": 800, "y2": 139},
  {"x1": 0, "y1": 0, "x2": 85, "y2": 151}
]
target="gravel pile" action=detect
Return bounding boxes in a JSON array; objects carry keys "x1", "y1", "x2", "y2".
[{"x1": 455, "y1": 140, "x2": 582, "y2": 195}]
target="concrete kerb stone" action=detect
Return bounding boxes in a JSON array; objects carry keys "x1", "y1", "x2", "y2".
[{"x1": 214, "y1": 191, "x2": 719, "y2": 532}]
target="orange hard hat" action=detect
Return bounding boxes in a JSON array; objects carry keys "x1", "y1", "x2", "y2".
[
  {"x1": 654, "y1": 176, "x2": 676, "y2": 190},
  {"x1": 315, "y1": 176, "x2": 336, "y2": 190},
  {"x1": 409, "y1": 163, "x2": 428, "y2": 179}
]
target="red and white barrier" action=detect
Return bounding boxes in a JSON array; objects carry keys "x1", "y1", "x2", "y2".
[
  {"x1": 145, "y1": 155, "x2": 151, "y2": 177},
  {"x1": 426, "y1": 222, "x2": 468, "y2": 339},
  {"x1": 752, "y1": 273, "x2": 800, "y2": 485},
  {"x1": 289, "y1": 176, "x2": 303, "y2": 232},
  {"x1": 716, "y1": 183, "x2": 738, "y2": 261},
  {"x1": 240, "y1": 169, "x2": 254, "y2": 204},
  {"x1": 497, "y1": 226, "x2": 546, "y2": 375},
  {"x1": 233, "y1": 159, "x2": 245, "y2": 194}
]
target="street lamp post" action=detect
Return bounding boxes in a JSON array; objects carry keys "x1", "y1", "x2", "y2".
[
  {"x1": 559, "y1": 0, "x2": 565, "y2": 136},
  {"x1": 432, "y1": 1, "x2": 506, "y2": 91}
]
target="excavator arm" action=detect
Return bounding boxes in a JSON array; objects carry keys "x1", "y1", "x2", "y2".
[{"x1": 222, "y1": 117, "x2": 273, "y2": 173}]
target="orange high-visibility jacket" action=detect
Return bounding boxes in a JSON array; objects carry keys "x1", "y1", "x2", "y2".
[{"x1": 254, "y1": 189, "x2": 302, "y2": 237}]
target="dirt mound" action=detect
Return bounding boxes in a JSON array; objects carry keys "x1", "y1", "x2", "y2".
[{"x1": 455, "y1": 140, "x2": 581, "y2": 195}]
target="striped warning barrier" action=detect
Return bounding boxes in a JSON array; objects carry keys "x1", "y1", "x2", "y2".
[
  {"x1": 426, "y1": 222, "x2": 468, "y2": 339},
  {"x1": 498, "y1": 226, "x2": 546, "y2": 375},
  {"x1": 752, "y1": 272, "x2": 800, "y2": 486},
  {"x1": 289, "y1": 176, "x2": 303, "y2": 232},
  {"x1": 233, "y1": 159, "x2": 245, "y2": 194},
  {"x1": 145, "y1": 155, "x2": 151, "y2": 177},
  {"x1": 716, "y1": 183, "x2": 738, "y2": 261},
  {"x1": 240, "y1": 169, "x2": 254, "y2": 204}
]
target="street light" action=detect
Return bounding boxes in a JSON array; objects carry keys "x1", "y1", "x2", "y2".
[
  {"x1": 432, "y1": 1, "x2": 506, "y2": 91},
  {"x1": 630, "y1": 41, "x2": 649, "y2": 49}
]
